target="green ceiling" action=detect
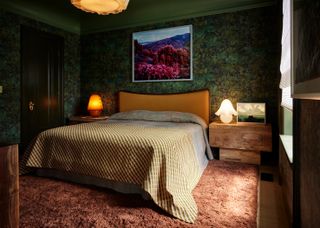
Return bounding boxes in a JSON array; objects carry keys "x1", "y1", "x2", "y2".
[{"x1": 0, "y1": 0, "x2": 276, "y2": 34}]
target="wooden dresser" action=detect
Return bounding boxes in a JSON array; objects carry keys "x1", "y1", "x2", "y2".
[
  {"x1": 209, "y1": 122, "x2": 272, "y2": 164},
  {"x1": 0, "y1": 143, "x2": 19, "y2": 228}
]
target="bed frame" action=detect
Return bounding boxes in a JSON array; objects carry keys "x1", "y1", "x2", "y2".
[{"x1": 118, "y1": 90, "x2": 210, "y2": 124}]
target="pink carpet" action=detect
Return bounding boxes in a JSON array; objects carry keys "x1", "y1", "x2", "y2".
[{"x1": 20, "y1": 161, "x2": 258, "y2": 227}]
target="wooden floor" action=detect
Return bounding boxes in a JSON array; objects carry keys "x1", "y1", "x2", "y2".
[{"x1": 258, "y1": 165, "x2": 290, "y2": 228}]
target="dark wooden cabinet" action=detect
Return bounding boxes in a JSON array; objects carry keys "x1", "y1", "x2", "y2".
[
  {"x1": 279, "y1": 135, "x2": 293, "y2": 226},
  {"x1": 0, "y1": 144, "x2": 19, "y2": 228}
]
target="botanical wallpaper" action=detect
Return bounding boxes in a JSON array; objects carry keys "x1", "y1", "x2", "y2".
[
  {"x1": 81, "y1": 6, "x2": 280, "y2": 126},
  {"x1": 0, "y1": 10, "x2": 80, "y2": 142},
  {"x1": 0, "y1": 6, "x2": 281, "y2": 144}
]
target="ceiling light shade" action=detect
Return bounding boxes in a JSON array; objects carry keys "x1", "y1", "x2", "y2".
[
  {"x1": 71, "y1": 0, "x2": 129, "y2": 15},
  {"x1": 215, "y1": 99, "x2": 238, "y2": 124}
]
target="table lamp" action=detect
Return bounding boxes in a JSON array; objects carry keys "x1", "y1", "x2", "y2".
[
  {"x1": 215, "y1": 99, "x2": 238, "y2": 124},
  {"x1": 87, "y1": 94, "x2": 103, "y2": 117}
]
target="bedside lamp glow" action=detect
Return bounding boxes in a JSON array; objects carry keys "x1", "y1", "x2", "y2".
[
  {"x1": 215, "y1": 99, "x2": 238, "y2": 124},
  {"x1": 87, "y1": 94, "x2": 103, "y2": 117}
]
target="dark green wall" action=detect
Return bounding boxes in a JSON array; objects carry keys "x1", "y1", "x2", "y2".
[
  {"x1": 81, "y1": 6, "x2": 281, "y2": 125},
  {"x1": 0, "y1": 6, "x2": 281, "y2": 151},
  {"x1": 0, "y1": 10, "x2": 81, "y2": 142}
]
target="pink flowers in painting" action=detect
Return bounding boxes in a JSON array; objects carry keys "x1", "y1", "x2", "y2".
[
  {"x1": 135, "y1": 63, "x2": 180, "y2": 80},
  {"x1": 133, "y1": 25, "x2": 192, "y2": 81}
]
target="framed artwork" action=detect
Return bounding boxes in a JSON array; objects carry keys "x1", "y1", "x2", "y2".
[
  {"x1": 292, "y1": 0, "x2": 320, "y2": 99},
  {"x1": 237, "y1": 103, "x2": 266, "y2": 124},
  {"x1": 132, "y1": 25, "x2": 192, "y2": 82}
]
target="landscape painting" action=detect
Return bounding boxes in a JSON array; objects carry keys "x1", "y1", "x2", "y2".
[
  {"x1": 132, "y1": 25, "x2": 192, "y2": 82},
  {"x1": 237, "y1": 103, "x2": 266, "y2": 124}
]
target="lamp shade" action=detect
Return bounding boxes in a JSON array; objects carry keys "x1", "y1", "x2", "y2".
[
  {"x1": 215, "y1": 99, "x2": 237, "y2": 124},
  {"x1": 87, "y1": 94, "x2": 103, "y2": 117},
  {"x1": 71, "y1": 0, "x2": 129, "y2": 15}
]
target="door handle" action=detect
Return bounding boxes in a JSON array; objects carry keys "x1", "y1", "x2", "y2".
[{"x1": 29, "y1": 101, "x2": 35, "y2": 111}]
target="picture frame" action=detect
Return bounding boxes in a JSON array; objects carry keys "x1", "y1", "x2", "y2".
[
  {"x1": 132, "y1": 25, "x2": 193, "y2": 82},
  {"x1": 237, "y1": 102, "x2": 266, "y2": 124},
  {"x1": 292, "y1": 0, "x2": 320, "y2": 100}
]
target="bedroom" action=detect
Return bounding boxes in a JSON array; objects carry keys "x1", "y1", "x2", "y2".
[{"x1": 0, "y1": 0, "x2": 319, "y2": 227}]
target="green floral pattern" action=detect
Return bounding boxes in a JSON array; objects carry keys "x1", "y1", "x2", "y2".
[
  {"x1": 0, "y1": 6, "x2": 280, "y2": 143},
  {"x1": 81, "y1": 6, "x2": 280, "y2": 127},
  {"x1": 0, "y1": 10, "x2": 80, "y2": 142}
]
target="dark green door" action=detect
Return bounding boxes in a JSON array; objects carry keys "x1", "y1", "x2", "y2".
[{"x1": 21, "y1": 26, "x2": 64, "y2": 152}]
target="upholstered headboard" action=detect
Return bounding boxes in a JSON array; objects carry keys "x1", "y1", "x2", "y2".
[{"x1": 118, "y1": 90, "x2": 210, "y2": 124}]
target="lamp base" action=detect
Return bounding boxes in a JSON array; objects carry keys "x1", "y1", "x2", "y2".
[
  {"x1": 220, "y1": 114, "x2": 233, "y2": 124},
  {"x1": 88, "y1": 110, "x2": 102, "y2": 117}
]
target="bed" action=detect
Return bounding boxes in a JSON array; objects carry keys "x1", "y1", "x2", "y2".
[{"x1": 20, "y1": 90, "x2": 213, "y2": 223}]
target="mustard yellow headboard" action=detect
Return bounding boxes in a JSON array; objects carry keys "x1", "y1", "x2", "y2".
[{"x1": 118, "y1": 90, "x2": 210, "y2": 124}]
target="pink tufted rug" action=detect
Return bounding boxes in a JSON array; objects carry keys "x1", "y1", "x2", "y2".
[{"x1": 19, "y1": 161, "x2": 258, "y2": 227}]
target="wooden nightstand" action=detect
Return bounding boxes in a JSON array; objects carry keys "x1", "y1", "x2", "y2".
[
  {"x1": 209, "y1": 122, "x2": 272, "y2": 165},
  {"x1": 68, "y1": 115, "x2": 109, "y2": 125}
]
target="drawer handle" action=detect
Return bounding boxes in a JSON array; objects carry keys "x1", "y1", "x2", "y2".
[
  {"x1": 223, "y1": 158, "x2": 241, "y2": 161},
  {"x1": 243, "y1": 134, "x2": 262, "y2": 141}
]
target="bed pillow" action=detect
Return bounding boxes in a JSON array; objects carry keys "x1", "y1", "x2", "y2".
[{"x1": 109, "y1": 110, "x2": 208, "y2": 128}]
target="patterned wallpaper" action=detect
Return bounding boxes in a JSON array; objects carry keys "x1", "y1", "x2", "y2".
[
  {"x1": 0, "y1": 10, "x2": 80, "y2": 142},
  {"x1": 81, "y1": 6, "x2": 281, "y2": 126},
  {"x1": 0, "y1": 6, "x2": 281, "y2": 144}
]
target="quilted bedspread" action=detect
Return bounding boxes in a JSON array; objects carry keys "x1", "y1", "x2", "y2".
[{"x1": 22, "y1": 119, "x2": 204, "y2": 223}]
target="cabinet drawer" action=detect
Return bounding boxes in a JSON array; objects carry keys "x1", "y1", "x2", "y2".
[
  {"x1": 209, "y1": 123, "x2": 272, "y2": 152},
  {"x1": 220, "y1": 149, "x2": 260, "y2": 165}
]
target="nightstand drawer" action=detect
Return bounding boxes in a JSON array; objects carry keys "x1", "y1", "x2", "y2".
[
  {"x1": 210, "y1": 131, "x2": 270, "y2": 151},
  {"x1": 209, "y1": 122, "x2": 272, "y2": 152},
  {"x1": 220, "y1": 149, "x2": 260, "y2": 165}
]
